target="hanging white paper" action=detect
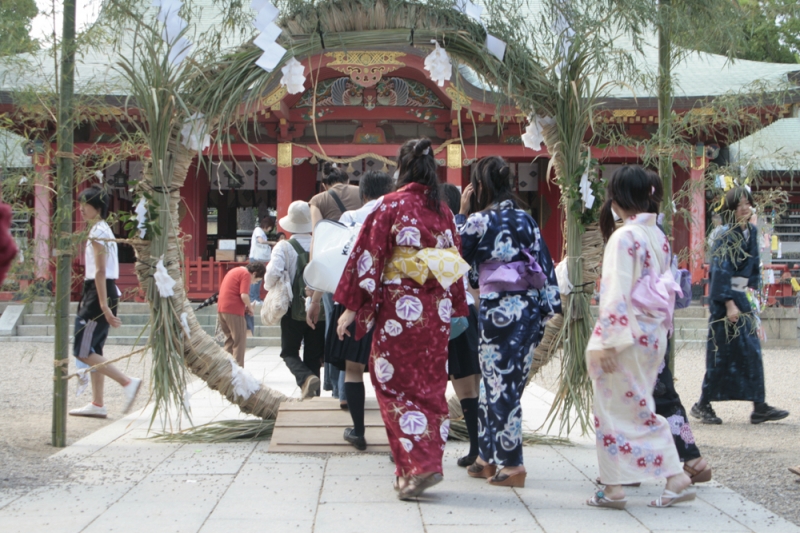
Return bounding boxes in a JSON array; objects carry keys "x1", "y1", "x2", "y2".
[
  {"x1": 453, "y1": 0, "x2": 483, "y2": 22},
  {"x1": 229, "y1": 359, "x2": 261, "y2": 400},
  {"x1": 579, "y1": 171, "x2": 595, "y2": 209},
  {"x1": 423, "y1": 40, "x2": 452, "y2": 87},
  {"x1": 486, "y1": 34, "x2": 506, "y2": 61},
  {"x1": 180, "y1": 312, "x2": 191, "y2": 339},
  {"x1": 280, "y1": 57, "x2": 307, "y2": 94},
  {"x1": 254, "y1": 22, "x2": 283, "y2": 50},
  {"x1": 180, "y1": 112, "x2": 211, "y2": 152},
  {"x1": 154, "y1": 257, "x2": 176, "y2": 297},
  {"x1": 134, "y1": 197, "x2": 148, "y2": 239},
  {"x1": 521, "y1": 115, "x2": 554, "y2": 151},
  {"x1": 168, "y1": 37, "x2": 193, "y2": 66},
  {"x1": 154, "y1": 0, "x2": 182, "y2": 22},
  {"x1": 555, "y1": 260, "x2": 573, "y2": 296},
  {"x1": 255, "y1": 42, "x2": 286, "y2": 72},
  {"x1": 162, "y1": 15, "x2": 187, "y2": 45},
  {"x1": 253, "y1": 3, "x2": 280, "y2": 30}
]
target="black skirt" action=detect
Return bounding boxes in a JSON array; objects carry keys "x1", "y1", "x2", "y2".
[
  {"x1": 448, "y1": 304, "x2": 480, "y2": 380},
  {"x1": 324, "y1": 302, "x2": 373, "y2": 371}
]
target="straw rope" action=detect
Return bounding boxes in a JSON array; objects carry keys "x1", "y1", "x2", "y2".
[
  {"x1": 58, "y1": 346, "x2": 149, "y2": 380},
  {"x1": 292, "y1": 138, "x2": 461, "y2": 168},
  {"x1": 130, "y1": 140, "x2": 292, "y2": 420}
]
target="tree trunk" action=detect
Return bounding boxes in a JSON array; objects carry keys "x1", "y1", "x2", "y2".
[{"x1": 52, "y1": 0, "x2": 77, "y2": 448}]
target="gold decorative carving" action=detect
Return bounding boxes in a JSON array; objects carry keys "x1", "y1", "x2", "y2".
[
  {"x1": 612, "y1": 109, "x2": 637, "y2": 118},
  {"x1": 447, "y1": 144, "x2": 462, "y2": 169},
  {"x1": 689, "y1": 107, "x2": 714, "y2": 116},
  {"x1": 445, "y1": 87, "x2": 472, "y2": 108},
  {"x1": 261, "y1": 86, "x2": 288, "y2": 109},
  {"x1": 325, "y1": 51, "x2": 406, "y2": 88},
  {"x1": 277, "y1": 143, "x2": 292, "y2": 168}
]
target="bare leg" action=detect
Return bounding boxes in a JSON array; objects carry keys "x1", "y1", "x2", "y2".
[
  {"x1": 451, "y1": 374, "x2": 479, "y2": 400},
  {"x1": 344, "y1": 361, "x2": 365, "y2": 382},
  {"x1": 81, "y1": 352, "x2": 130, "y2": 388},
  {"x1": 91, "y1": 372, "x2": 104, "y2": 406}
]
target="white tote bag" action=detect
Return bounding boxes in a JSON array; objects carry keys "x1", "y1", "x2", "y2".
[{"x1": 303, "y1": 219, "x2": 361, "y2": 294}]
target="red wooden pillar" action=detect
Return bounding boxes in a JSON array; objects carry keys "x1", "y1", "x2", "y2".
[
  {"x1": 33, "y1": 155, "x2": 52, "y2": 280},
  {"x1": 446, "y1": 144, "x2": 463, "y2": 187},
  {"x1": 689, "y1": 159, "x2": 707, "y2": 284},
  {"x1": 179, "y1": 161, "x2": 208, "y2": 260},
  {"x1": 276, "y1": 143, "x2": 293, "y2": 226}
]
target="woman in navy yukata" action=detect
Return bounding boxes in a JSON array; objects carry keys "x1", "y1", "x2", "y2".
[
  {"x1": 455, "y1": 156, "x2": 561, "y2": 488},
  {"x1": 691, "y1": 187, "x2": 789, "y2": 426}
]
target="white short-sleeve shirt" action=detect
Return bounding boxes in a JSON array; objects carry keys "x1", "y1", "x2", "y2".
[{"x1": 85, "y1": 221, "x2": 119, "y2": 280}]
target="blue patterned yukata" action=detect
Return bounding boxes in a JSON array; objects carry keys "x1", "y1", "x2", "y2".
[
  {"x1": 702, "y1": 223, "x2": 765, "y2": 403},
  {"x1": 456, "y1": 200, "x2": 561, "y2": 467}
]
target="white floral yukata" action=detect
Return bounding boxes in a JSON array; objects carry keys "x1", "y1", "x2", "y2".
[
  {"x1": 587, "y1": 213, "x2": 682, "y2": 484},
  {"x1": 334, "y1": 183, "x2": 470, "y2": 477}
]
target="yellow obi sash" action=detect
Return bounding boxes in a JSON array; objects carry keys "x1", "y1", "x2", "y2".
[{"x1": 384, "y1": 246, "x2": 470, "y2": 290}]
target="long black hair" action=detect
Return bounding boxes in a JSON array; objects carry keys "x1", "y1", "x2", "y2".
[
  {"x1": 322, "y1": 162, "x2": 349, "y2": 186},
  {"x1": 599, "y1": 165, "x2": 651, "y2": 242},
  {"x1": 470, "y1": 156, "x2": 517, "y2": 212},
  {"x1": 396, "y1": 138, "x2": 442, "y2": 212},
  {"x1": 78, "y1": 184, "x2": 110, "y2": 219}
]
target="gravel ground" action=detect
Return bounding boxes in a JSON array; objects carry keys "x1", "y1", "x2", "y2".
[
  {"x1": 0, "y1": 343, "x2": 152, "y2": 491},
  {"x1": 534, "y1": 344, "x2": 800, "y2": 526},
  {"x1": 2, "y1": 342, "x2": 798, "y2": 526}
]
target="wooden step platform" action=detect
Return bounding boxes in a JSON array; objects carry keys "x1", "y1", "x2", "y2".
[{"x1": 268, "y1": 397, "x2": 390, "y2": 453}]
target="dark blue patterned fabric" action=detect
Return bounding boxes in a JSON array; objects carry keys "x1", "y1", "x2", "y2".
[
  {"x1": 702, "y1": 223, "x2": 765, "y2": 403},
  {"x1": 456, "y1": 201, "x2": 561, "y2": 466}
]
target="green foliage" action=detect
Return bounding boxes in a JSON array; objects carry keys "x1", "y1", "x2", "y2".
[
  {"x1": 693, "y1": 0, "x2": 799, "y2": 63},
  {"x1": 0, "y1": 0, "x2": 39, "y2": 56}
]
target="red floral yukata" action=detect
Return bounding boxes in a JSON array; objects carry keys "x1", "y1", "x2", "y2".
[{"x1": 334, "y1": 183, "x2": 469, "y2": 477}]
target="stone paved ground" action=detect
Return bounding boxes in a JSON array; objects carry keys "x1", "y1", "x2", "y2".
[{"x1": 0, "y1": 346, "x2": 798, "y2": 533}]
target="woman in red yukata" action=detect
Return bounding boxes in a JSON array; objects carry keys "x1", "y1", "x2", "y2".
[{"x1": 335, "y1": 138, "x2": 470, "y2": 500}]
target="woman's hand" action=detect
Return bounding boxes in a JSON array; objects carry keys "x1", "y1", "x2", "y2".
[
  {"x1": 337, "y1": 309, "x2": 356, "y2": 340},
  {"x1": 102, "y1": 306, "x2": 122, "y2": 328},
  {"x1": 592, "y1": 348, "x2": 619, "y2": 374},
  {"x1": 726, "y1": 301, "x2": 740, "y2": 323},
  {"x1": 460, "y1": 184, "x2": 474, "y2": 215}
]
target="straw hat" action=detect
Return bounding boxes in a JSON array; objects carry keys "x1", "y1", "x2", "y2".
[{"x1": 279, "y1": 201, "x2": 312, "y2": 234}]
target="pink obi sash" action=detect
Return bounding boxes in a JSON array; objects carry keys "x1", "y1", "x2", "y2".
[
  {"x1": 478, "y1": 250, "x2": 546, "y2": 295},
  {"x1": 630, "y1": 270, "x2": 683, "y2": 333}
]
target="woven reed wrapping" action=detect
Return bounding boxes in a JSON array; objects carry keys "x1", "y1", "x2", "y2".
[{"x1": 130, "y1": 141, "x2": 291, "y2": 420}]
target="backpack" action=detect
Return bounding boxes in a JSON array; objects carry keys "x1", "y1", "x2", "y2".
[{"x1": 288, "y1": 238, "x2": 310, "y2": 321}]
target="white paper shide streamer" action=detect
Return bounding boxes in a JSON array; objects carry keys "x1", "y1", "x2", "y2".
[
  {"x1": 521, "y1": 115, "x2": 554, "y2": 151},
  {"x1": 180, "y1": 112, "x2": 211, "y2": 152},
  {"x1": 424, "y1": 41, "x2": 452, "y2": 87},
  {"x1": 152, "y1": 0, "x2": 193, "y2": 66},
  {"x1": 579, "y1": 172, "x2": 595, "y2": 209},
  {"x1": 134, "y1": 197, "x2": 148, "y2": 239},
  {"x1": 154, "y1": 257, "x2": 176, "y2": 297},
  {"x1": 180, "y1": 312, "x2": 191, "y2": 339},
  {"x1": 452, "y1": 0, "x2": 506, "y2": 61},
  {"x1": 229, "y1": 359, "x2": 261, "y2": 400},
  {"x1": 280, "y1": 57, "x2": 307, "y2": 94},
  {"x1": 251, "y1": 0, "x2": 285, "y2": 72}
]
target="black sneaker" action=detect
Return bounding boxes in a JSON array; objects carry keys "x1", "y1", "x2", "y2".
[
  {"x1": 751, "y1": 404, "x2": 789, "y2": 424},
  {"x1": 343, "y1": 428, "x2": 367, "y2": 451},
  {"x1": 457, "y1": 454, "x2": 478, "y2": 467},
  {"x1": 690, "y1": 402, "x2": 723, "y2": 424}
]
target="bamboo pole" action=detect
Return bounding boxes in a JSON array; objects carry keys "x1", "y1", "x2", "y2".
[
  {"x1": 52, "y1": 0, "x2": 77, "y2": 447},
  {"x1": 657, "y1": 0, "x2": 676, "y2": 373}
]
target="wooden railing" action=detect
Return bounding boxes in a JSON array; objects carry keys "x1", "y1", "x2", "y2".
[{"x1": 185, "y1": 258, "x2": 250, "y2": 300}]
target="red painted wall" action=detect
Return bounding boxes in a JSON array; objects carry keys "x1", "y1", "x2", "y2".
[{"x1": 539, "y1": 170, "x2": 563, "y2": 262}]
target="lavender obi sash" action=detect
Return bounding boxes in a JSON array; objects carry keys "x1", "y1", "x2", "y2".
[
  {"x1": 478, "y1": 250, "x2": 546, "y2": 295},
  {"x1": 630, "y1": 270, "x2": 682, "y2": 333}
]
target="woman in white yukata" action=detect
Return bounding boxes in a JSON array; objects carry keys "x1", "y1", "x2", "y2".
[{"x1": 586, "y1": 166, "x2": 694, "y2": 510}]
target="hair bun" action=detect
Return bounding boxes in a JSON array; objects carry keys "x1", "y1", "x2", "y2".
[
  {"x1": 414, "y1": 138, "x2": 432, "y2": 157},
  {"x1": 499, "y1": 165, "x2": 510, "y2": 179},
  {"x1": 323, "y1": 162, "x2": 336, "y2": 175}
]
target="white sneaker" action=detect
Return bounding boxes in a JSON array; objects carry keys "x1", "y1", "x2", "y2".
[
  {"x1": 69, "y1": 403, "x2": 108, "y2": 418},
  {"x1": 122, "y1": 377, "x2": 142, "y2": 414}
]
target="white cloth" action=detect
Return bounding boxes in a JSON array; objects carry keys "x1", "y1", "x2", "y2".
[
  {"x1": 586, "y1": 213, "x2": 682, "y2": 485},
  {"x1": 339, "y1": 198, "x2": 381, "y2": 226},
  {"x1": 249, "y1": 227, "x2": 272, "y2": 261},
  {"x1": 265, "y1": 234, "x2": 311, "y2": 288},
  {"x1": 85, "y1": 221, "x2": 119, "y2": 280}
]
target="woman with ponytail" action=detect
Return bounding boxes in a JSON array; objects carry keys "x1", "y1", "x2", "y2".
[
  {"x1": 335, "y1": 138, "x2": 470, "y2": 500},
  {"x1": 586, "y1": 165, "x2": 693, "y2": 510},
  {"x1": 456, "y1": 156, "x2": 561, "y2": 488}
]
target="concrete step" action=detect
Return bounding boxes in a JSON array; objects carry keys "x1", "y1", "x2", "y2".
[
  {"x1": 28, "y1": 301, "x2": 220, "y2": 315},
  {"x1": 22, "y1": 313, "x2": 223, "y2": 327},
  {"x1": 0, "y1": 335, "x2": 281, "y2": 347}
]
